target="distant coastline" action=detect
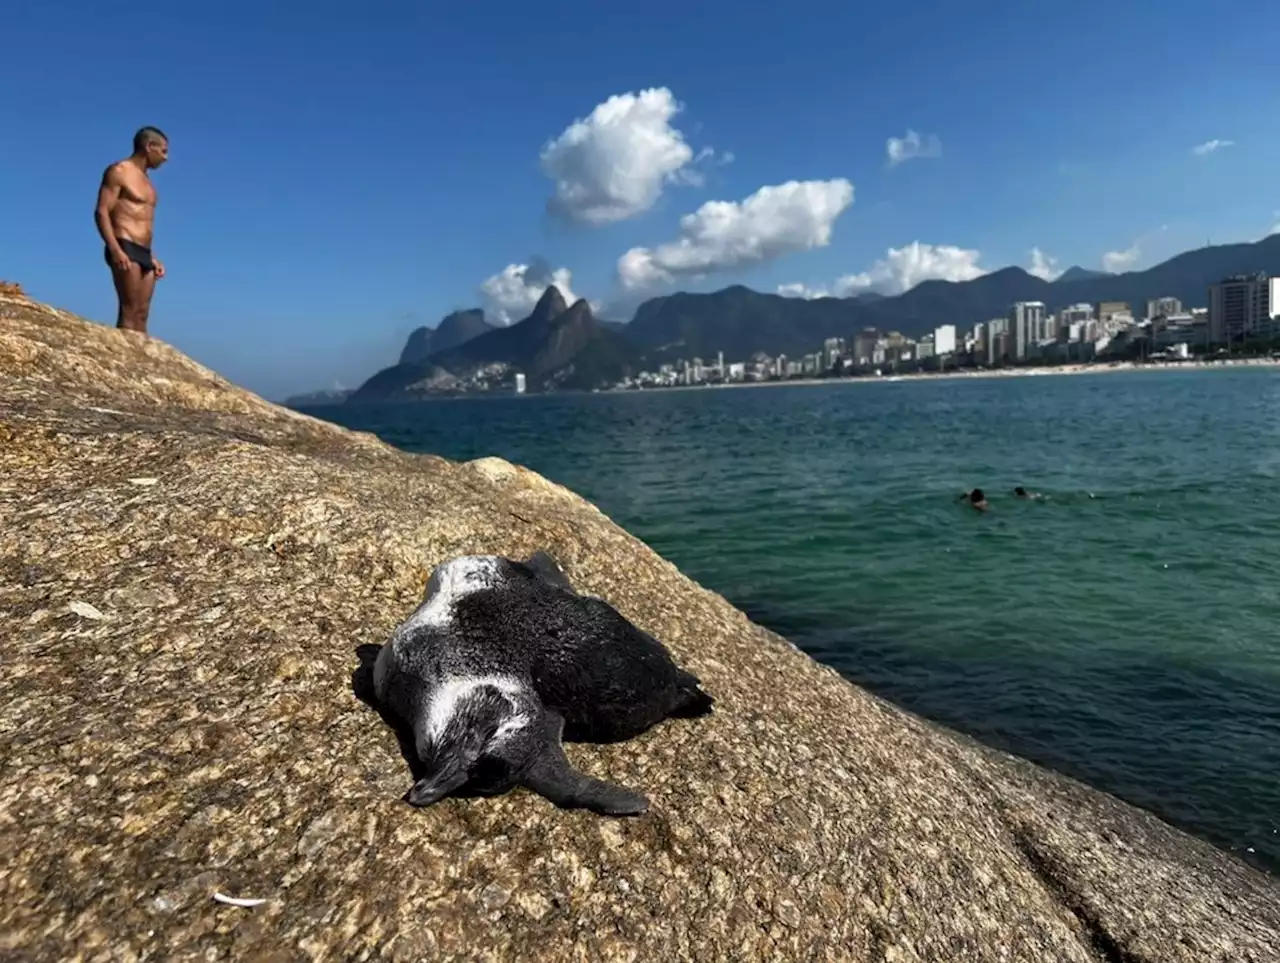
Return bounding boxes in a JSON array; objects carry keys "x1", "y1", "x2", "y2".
[
  {"x1": 305, "y1": 356, "x2": 1280, "y2": 407},
  {"x1": 608, "y1": 356, "x2": 1280, "y2": 395}
]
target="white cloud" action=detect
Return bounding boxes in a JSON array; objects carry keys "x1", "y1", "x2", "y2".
[
  {"x1": 886, "y1": 129, "x2": 942, "y2": 167},
  {"x1": 479, "y1": 259, "x2": 584, "y2": 324},
  {"x1": 1191, "y1": 139, "x2": 1234, "y2": 156},
  {"x1": 833, "y1": 241, "x2": 986, "y2": 296},
  {"x1": 777, "y1": 282, "x2": 830, "y2": 299},
  {"x1": 617, "y1": 178, "x2": 855, "y2": 290},
  {"x1": 694, "y1": 146, "x2": 734, "y2": 168},
  {"x1": 1102, "y1": 244, "x2": 1140, "y2": 273},
  {"x1": 1270, "y1": 211, "x2": 1280, "y2": 236},
  {"x1": 540, "y1": 87, "x2": 708, "y2": 225},
  {"x1": 1028, "y1": 246, "x2": 1062, "y2": 281}
]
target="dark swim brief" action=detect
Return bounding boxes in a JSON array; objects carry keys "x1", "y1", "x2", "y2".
[{"x1": 104, "y1": 237, "x2": 155, "y2": 274}]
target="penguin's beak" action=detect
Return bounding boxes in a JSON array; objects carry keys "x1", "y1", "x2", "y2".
[{"x1": 406, "y1": 765, "x2": 469, "y2": 807}]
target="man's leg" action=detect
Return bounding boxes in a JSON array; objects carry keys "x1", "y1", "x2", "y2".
[
  {"x1": 110, "y1": 261, "x2": 147, "y2": 332},
  {"x1": 134, "y1": 269, "x2": 157, "y2": 334}
]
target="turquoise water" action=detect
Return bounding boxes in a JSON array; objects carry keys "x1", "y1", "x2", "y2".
[{"x1": 300, "y1": 368, "x2": 1280, "y2": 874}]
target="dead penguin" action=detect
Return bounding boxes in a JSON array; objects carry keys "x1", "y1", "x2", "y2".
[{"x1": 371, "y1": 551, "x2": 713, "y2": 816}]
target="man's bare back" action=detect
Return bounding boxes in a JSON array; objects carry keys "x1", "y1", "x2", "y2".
[{"x1": 95, "y1": 127, "x2": 168, "y2": 333}]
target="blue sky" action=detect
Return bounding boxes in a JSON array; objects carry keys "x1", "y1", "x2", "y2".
[{"x1": 4, "y1": 0, "x2": 1278, "y2": 399}]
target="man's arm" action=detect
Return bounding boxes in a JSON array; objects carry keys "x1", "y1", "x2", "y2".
[{"x1": 94, "y1": 165, "x2": 124, "y2": 252}]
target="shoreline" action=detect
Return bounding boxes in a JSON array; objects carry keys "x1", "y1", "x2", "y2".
[
  {"x1": 311, "y1": 356, "x2": 1280, "y2": 407},
  {"x1": 617, "y1": 356, "x2": 1280, "y2": 394}
]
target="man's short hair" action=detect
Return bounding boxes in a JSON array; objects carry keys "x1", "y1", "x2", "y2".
[{"x1": 133, "y1": 126, "x2": 168, "y2": 152}]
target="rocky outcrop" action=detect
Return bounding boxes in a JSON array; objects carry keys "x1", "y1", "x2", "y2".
[
  {"x1": 399, "y1": 325, "x2": 437, "y2": 366},
  {"x1": 1, "y1": 288, "x2": 1277, "y2": 962},
  {"x1": 422, "y1": 286, "x2": 643, "y2": 393}
]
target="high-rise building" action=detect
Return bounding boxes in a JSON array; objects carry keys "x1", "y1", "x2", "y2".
[
  {"x1": 853, "y1": 328, "x2": 878, "y2": 365},
  {"x1": 514, "y1": 372, "x2": 526, "y2": 394},
  {"x1": 1146, "y1": 296, "x2": 1182, "y2": 320},
  {"x1": 933, "y1": 324, "x2": 957, "y2": 355},
  {"x1": 1097, "y1": 301, "x2": 1131, "y2": 322},
  {"x1": 983, "y1": 318, "x2": 1008, "y2": 365},
  {"x1": 1060, "y1": 303, "x2": 1093, "y2": 322},
  {"x1": 1007, "y1": 302, "x2": 1045, "y2": 360},
  {"x1": 1054, "y1": 303, "x2": 1092, "y2": 342},
  {"x1": 823, "y1": 337, "x2": 843, "y2": 370},
  {"x1": 1208, "y1": 274, "x2": 1279, "y2": 344}
]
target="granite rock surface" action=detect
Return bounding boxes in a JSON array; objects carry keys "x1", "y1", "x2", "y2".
[{"x1": 2, "y1": 290, "x2": 1277, "y2": 962}]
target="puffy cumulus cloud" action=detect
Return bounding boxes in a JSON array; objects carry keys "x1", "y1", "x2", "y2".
[
  {"x1": 617, "y1": 179, "x2": 855, "y2": 290},
  {"x1": 540, "y1": 87, "x2": 709, "y2": 226},
  {"x1": 776, "y1": 282, "x2": 830, "y2": 299},
  {"x1": 1191, "y1": 139, "x2": 1234, "y2": 156},
  {"x1": 886, "y1": 129, "x2": 941, "y2": 167},
  {"x1": 1028, "y1": 246, "x2": 1062, "y2": 281},
  {"x1": 1101, "y1": 244, "x2": 1140, "y2": 273},
  {"x1": 479, "y1": 258, "x2": 584, "y2": 324},
  {"x1": 833, "y1": 241, "x2": 986, "y2": 296}
]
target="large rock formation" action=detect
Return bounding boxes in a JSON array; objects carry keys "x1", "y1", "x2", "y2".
[
  {"x1": 1, "y1": 288, "x2": 1277, "y2": 962},
  {"x1": 428, "y1": 287, "x2": 643, "y2": 392},
  {"x1": 399, "y1": 309, "x2": 495, "y2": 366},
  {"x1": 353, "y1": 286, "x2": 644, "y2": 400}
]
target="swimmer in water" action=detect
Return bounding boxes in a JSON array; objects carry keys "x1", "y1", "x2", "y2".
[
  {"x1": 958, "y1": 488, "x2": 988, "y2": 512},
  {"x1": 1013, "y1": 486, "x2": 1046, "y2": 501}
]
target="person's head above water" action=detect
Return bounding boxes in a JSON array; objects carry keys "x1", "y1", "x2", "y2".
[
  {"x1": 970, "y1": 488, "x2": 985, "y2": 503},
  {"x1": 1014, "y1": 486, "x2": 1027, "y2": 497}
]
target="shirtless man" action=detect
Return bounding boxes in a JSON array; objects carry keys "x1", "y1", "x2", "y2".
[{"x1": 94, "y1": 127, "x2": 168, "y2": 333}]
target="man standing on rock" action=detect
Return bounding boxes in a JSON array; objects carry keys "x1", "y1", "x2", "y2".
[{"x1": 94, "y1": 127, "x2": 168, "y2": 333}]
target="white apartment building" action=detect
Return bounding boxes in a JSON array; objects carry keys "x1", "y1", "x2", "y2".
[
  {"x1": 983, "y1": 317, "x2": 1008, "y2": 365},
  {"x1": 1146, "y1": 296, "x2": 1182, "y2": 320},
  {"x1": 1208, "y1": 274, "x2": 1279, "y2": 344},
  {"x1": 1059, "y1": 303, "x2": 1094, "y2": 325},
  {"x1": 1007, "y1": 301, "x2": 1045, "y2": 361},
  {"x1": 933, "y1": 324, "x2": 957, "y2": 355}
]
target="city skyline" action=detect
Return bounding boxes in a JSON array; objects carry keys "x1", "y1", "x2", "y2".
[
  {"x1": 607, "y1": 272, "x2": 1280, "y2": 391},
  {"x1": 321, "y1": 269, "x2": 1276, "y2": 402}
]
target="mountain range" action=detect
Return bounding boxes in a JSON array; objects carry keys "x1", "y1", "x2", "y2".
[
  {"x1": 399, "y1": 309, "x2": 495, "y2": 365},
  {"x1": 347, "y1": 287, "x2": 643, "y2": 401},
  {"x1": 344, "y1": 233, "x2": 1280, "y2": 401},
  {"x1": 623, "y1": 234, "x2": 1280, "y2": 360}
]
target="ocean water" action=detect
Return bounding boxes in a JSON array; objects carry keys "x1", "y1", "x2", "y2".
[{"x1": 299, "y1": 368, "x2": 1280, "y2": 874}]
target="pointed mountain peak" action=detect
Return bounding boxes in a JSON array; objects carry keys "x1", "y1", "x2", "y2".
[
  {"x1": 560, "y1": 298, "x2": 595, "y2": 324},
  {"x1": 527, "y1": 285, "x2": 569, "y2": 324}
]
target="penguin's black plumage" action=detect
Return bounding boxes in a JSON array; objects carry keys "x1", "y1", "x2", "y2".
[{"x1": 371, "y1": 551, "x2": 713, "y2": 815}]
